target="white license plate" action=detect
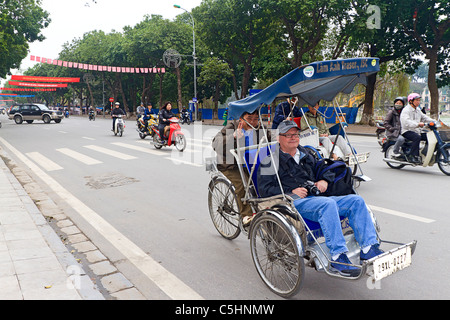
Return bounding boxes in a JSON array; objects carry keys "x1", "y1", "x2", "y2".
[
  {"x1": 348, "y1": 153, "x2": 368, "y2": 165},
  {"x1": 373, "y1": 246, "x2": 412, "y2": 281}
]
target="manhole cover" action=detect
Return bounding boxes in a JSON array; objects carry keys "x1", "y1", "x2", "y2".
[{"x1": 85, "y1": 172, "x2": 139, "y2": 189}]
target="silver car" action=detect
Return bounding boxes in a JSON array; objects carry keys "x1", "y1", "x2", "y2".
[{"x1": 8, "y1": 103, "x2": 64, "y2": 124}]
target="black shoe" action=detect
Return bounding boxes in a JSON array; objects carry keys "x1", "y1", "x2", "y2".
[{"x1": 411, "y1": 156, "x2": 422, "y2": 164}]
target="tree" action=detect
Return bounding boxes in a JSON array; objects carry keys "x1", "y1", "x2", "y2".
[
  {"x1": 194, "y1": 0, "x2": 274, "y2": 99},
  {"x1": 0, "y1": 0, "x2": 50, "y2": 78},
  {"x1": 198, "y1": 57, "x2": 233, "y2": 114},
  {"x1": 395, "y1": 0, "x2": 450, "y2": 119}
]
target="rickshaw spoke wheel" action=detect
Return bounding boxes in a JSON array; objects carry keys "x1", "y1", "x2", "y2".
[
  {"x1": 208, "y1": 178, "x2": 241, "y2": 240},
  {"x1": 250, "y1": 214, "x2": 304, "y2": 298}
]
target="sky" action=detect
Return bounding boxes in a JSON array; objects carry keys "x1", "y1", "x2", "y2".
[{"x1": 2, "y1": 0, "x2": 202, "y2": 85}]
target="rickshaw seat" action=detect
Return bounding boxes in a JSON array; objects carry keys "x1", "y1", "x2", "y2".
[
  {"x1": 293, "y1": 117, "x2": 302, "y2": 129},
  {"x1": 328, "y1": 122, "x2": 348, "y2": 138},
  {"x1": 244, "y1": 143, "x2": 277, "y2": 197}
]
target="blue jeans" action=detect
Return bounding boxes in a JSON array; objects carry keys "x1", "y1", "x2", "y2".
[{"x1": 293, "y1": 194, "x2": 378, "y2": 257}]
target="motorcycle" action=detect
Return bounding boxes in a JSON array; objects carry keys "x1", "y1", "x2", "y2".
[
  {"x1": 112, "y1": 114, "x2": 125, "y2": 137},
  {"x1": 382, "y1": 122, "x2": 450, "y2": 175},
  {"x1": 180, "y1": 110, "x2": 191, "y2": 125},
  {"x1": 89, "y1": 110, "x2": 95, "y2": 121},
  {"x1": 136, "y1": 114, "x2": 158, "y2": 139},
  {"x1": 151, "y1": 117, "x2": 186, "y2": 152},
  {"x1": 375, "y1": 120, "x2": 386, "y2": 146}
]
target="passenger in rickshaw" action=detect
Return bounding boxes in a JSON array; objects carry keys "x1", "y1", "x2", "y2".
[
  {"x1": 300, "y1": 101, "x2": 352, "y2": 160},
  {"x1": 257, "y1": 120, "x2": 383, "y2": 276},
  {"x1": 271, "y1": 97, "x2": 302, "y2": 129},
  {"x1": 212, "y1": 109, "x2": 271, "y2": 225}
]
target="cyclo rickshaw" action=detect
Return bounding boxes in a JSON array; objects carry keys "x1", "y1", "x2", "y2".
[{"x1": 206, "y1": 57, "x2": 417, "y2": 298}]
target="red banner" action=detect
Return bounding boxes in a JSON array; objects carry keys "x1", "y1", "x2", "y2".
[
  {"x1": 1, "y1": 87, "x2": 56, "y2": 92},
  {"x1": 30, "y1": 55, "x2": 165, "y2": 74},
  {"x1": 8, "y1": 81, "x2": 68, "y2": 88},
  {"x1": 11, "y1": 75, "x2": 80, "y2": 82}
]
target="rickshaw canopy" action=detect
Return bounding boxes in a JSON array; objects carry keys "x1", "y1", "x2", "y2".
[{"x1": 228, "y1": 57, "x2": 380, "y2": 120}]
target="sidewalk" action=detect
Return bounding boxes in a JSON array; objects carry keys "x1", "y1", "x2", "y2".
[{"x1": 0, "y1": 153, "x2": 104, "y2": 300}]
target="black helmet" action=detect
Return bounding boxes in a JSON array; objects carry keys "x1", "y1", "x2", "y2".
[
  {"x1": 394, "y1": 96, "x2": 405, "y2": 105},
  {"x1": 393, "y1": 96, "x2": 405, "y2": 109}
]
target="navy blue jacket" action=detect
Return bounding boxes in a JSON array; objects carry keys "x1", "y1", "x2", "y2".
[
  {"x1": 257, "y1": 145, "x2": 335, "y2": 197},
  {"x1": 271, "y1": 101, "x2": 302, "y2": 129}
]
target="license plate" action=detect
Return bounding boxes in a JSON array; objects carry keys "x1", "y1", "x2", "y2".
[
  {"x1": 372, "y1": 246, "x2": 412, "y2": 281},
  {"x1": 348, "y1": 153, "x2": 369, "y2": 165}
]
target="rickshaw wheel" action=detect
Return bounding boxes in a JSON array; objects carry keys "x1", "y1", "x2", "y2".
[
  {"x1": 208, "y1": 178, "x2": 241, "y2": 240},
  {"x1": 250, "y1": 214, "x2": 304, "y2": 298}
]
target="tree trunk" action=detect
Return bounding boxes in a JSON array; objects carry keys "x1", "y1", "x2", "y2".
[
  {"x1": 158, "y1": 73, "x2": 164, "y2": 108},
  {"x1": 176, "y1": 67, "x2": 182, "y2": 109},
  {"x1": 214, "y1": 80, "x2": 220, "y2": 115},
  {"x1": 360, "y1": 73, "x2": 377, "y2": 126},
  {"x1": 427, "y1": 52, "x2": 439, "y2": 119},
  {"x1": 240, "y1": 62, "x2": 252, "y2": 99}
]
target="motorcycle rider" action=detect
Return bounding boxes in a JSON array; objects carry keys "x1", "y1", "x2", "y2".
[
  {"x1": 88, "y1": 106, "x2": 95, "y2": 120},
  {"x1": 142, "y1": 102, "x2": 153, "y2": 130},
  {"x1": 158, "y1": 101, "x2": 175, "y2": 144},
  {"x1": 384, "y1": 97, "x2": 406, "y2": 158},
  {"x1": 111, "y1": 102, "x2": 126, "y2": 131},
  {"x1": 400, "y1": 93, "x2": 435, "y2": 164},
  {"x1": 136, "y1": 102, "x2": 145, "y2": 117}
]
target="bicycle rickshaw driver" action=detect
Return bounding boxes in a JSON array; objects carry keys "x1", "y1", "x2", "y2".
[
  {"x1": 257, "y1": 120, "x2": 384, "y2": 276},
  {"x1": 212, "y1": 109, "x2": 271, "y2": 225}
]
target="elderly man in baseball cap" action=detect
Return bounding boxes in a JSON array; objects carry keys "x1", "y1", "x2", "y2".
[{"x1": 257, "y1": 120, "x2": 383, "y2": 277}]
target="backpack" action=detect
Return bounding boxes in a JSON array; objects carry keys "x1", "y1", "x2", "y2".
[{"x1": 314, "y1": 159, "x2": 354, "y2": 196}]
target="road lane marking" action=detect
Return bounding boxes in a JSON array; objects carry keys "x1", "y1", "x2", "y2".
[
  {"x1": 0, "y1": 137, "x2": 203, "y2": 300},
  {"x1": 83, "y1": 145, "x2": 137, "y2": 160},
  {"x1": 82, "y1": 136, "x2": 96, "y2": 141},
  {"x1": 25, "y1": 152, "x2": 63, "y2": 171},
  {"x1": 111, "y1": 142, "x2": 164, "y2": 156},
  {"x1": 56, "y1": 148, "x2": 103, "y2": 165},
  {"x1": 165, "y1": 157, "x2": 203, "y2": 167},
  {"x1": 369, "y1": 205, "x2": 435, "y2": 223}
]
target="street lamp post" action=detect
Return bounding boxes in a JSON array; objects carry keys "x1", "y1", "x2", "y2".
[{"x1": 174, "y1": 4, "x2": 198, "y2": 122}]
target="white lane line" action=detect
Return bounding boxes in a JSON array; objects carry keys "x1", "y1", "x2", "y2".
[
  {"x1": 82, "y1": 137, "x2": 96, "y2": 141},
  {"x1": 56, "y1": 148, "x2": 103, "y2": 165},
  {"x1": 25, "y1": 152, "x2": 63, "y2": 171},
  {"x1": 83, "y1": 145, "x2": 137, "y2": 160},
  {"x1": 111, "y1": 142, "x2": 164, "y2": 156},
  {"x1": 369, "y1": 205, "x2": 435, "y2": 223},
  {"x1": 165, "y1": 157, "x2": 203, "y2": 167},
  {"x1": 0, "y1": 137, "x2": 203, "y2": 300}
]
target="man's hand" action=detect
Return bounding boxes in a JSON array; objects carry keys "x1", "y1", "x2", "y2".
[
  {"x1": 292, "y1": 187, "x2": 308, "y2": 198},
  {"x1": 233, "y1": 121, "x2": 245, "y2": 139},
  {"x1": 315, "y1": 180, "x2": 328, "y2": 193}
]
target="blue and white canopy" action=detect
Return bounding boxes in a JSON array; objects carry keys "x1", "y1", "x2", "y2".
[{"x1": 228, "y1": 57, "x2": 379, "y2": 119}]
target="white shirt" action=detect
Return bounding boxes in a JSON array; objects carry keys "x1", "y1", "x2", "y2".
[{"x1": 400, "y1": 104, "x2": 433, "y2": 134}]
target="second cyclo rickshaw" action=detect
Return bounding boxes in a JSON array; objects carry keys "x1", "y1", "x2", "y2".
[{"x1": 206, "y1": 57, "x2": 416, "y2": 298}]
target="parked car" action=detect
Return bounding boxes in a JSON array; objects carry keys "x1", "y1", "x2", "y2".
[{"x1": 8, "y1": 103, "x2": 64, "y2": 124}]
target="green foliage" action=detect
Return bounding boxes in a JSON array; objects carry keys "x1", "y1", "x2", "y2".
[{"x1": 0, "y1": 0, "x2": 50, "y2": 78}]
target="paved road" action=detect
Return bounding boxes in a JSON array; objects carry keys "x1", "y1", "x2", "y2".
[{"x1": 0, "y1": 114, "x2": 448, "y2": 299}]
